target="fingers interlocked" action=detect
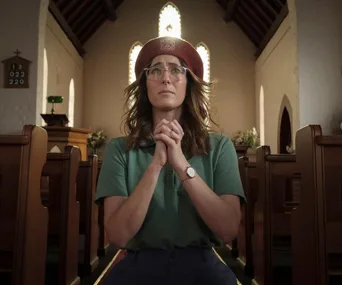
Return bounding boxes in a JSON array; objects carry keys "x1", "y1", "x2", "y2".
[{"x1": 153, "y1": 119, "x2": 184, "y2": 144}]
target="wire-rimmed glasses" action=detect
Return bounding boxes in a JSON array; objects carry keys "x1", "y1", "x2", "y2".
[{"x1": 144, "y1": 65, "x2": 187, "y2": 82}]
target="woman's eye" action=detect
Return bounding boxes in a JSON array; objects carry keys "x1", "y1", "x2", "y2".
[
  {"x1": 151, "y1": 68, "x2": 162, "y2": 75},
  {"x1": 171, "y1": 68, "x2": 180, "y2": 74}
]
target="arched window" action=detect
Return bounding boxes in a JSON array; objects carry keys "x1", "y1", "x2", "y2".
[
  {"x1": 41, "y1": 48, "x2": 48, "y2": 125},
  {"x1": 196, "y1": 43, "x2": 210, "y2": 82},
  {"x1": 68, "y1": 79, "x2": 75, "y2": 127},
  {"x1": 129, "y1": 42, "x2": 143, "y2": 84},
  {"x1": 259, "y1": 85, "x2": 265, "y2": 145},
  {"x1": 159, "y1": 2, "x2": 181, "y2": 38},
  {"x1": 195, "y1": 43, "x2": 211, "y2": 126}
]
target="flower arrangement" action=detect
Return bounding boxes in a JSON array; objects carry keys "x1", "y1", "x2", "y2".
[
  {"x1": 232, "y1": 127, "x2": 260, "y2": 149},
  {"x1": 87, "y1": 130, "x2": 107, "y2": 155},
  {"x1": 286, "y1": 143, "x2": 295, "y2": 154}
]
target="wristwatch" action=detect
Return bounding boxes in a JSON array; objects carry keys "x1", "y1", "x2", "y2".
[{"x1": 181, "y1": 166, "x2": 196, "y2": 182}]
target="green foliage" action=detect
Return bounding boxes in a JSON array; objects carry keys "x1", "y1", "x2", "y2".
[
  {"x1": 232, "y1": 127, "x2": 260, "y2": 148},
  {"x1": 87, "y1": 130, "x2": 107, "y2": 153}
]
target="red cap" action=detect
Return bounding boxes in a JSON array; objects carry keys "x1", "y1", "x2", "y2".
[{"x1": 135, "y1": 36, "x2": 204, "y2": 79}]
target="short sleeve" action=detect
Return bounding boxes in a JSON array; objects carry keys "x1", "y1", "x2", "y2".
[
  {"x1": 213, "y1": 136, "x2": 246, "y2": 203},
  {"x1": 95, "y1": 138, "x2": 128, "y2": 205}
]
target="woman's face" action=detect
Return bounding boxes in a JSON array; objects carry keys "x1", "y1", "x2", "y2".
[{"x1": 146, "y1": 55, "x2": 187, "y2": 111}]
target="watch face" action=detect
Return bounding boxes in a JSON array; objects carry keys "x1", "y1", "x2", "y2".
[{"x1": 187, "y1": 167, "x2": 196, "y2": 178}]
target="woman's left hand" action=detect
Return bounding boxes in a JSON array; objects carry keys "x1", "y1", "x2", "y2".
[{"x1": 154, "y1": 119, "x2": 188, "y2": 172}]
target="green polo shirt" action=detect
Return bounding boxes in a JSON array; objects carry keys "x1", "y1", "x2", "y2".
[{"x1": 95, "y1": 132, "x2": 245, "y2": 250}]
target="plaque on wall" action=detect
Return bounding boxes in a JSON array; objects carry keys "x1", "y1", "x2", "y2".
[{"x1": 2, "y1": 49, "x2": 31, "y2": 88}]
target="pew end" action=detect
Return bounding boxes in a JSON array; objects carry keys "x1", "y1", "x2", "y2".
[{"x1": 0, "y1": 125, "x2": 49, "y2": 285}]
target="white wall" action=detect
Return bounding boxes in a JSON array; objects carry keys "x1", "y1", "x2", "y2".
[
  {"x1": 255, "y1": 15, "x2": 299, "y2": 152},
  {"x1": 0, "y1": 0, "x2": 48, "y2": 134},
  {"x1": 296, "y1": 0, "x2": 342, "y2": 134},
  {"x1": 44, "y1": 12, "x2": 84, "y2": 127}
]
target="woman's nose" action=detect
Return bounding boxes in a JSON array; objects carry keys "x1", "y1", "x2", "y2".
[{"x1": 161, "y1": 70, "x2": 171, "y2": 84}]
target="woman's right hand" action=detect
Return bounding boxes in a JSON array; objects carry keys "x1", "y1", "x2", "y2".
[
  {"x1": 151, "y1": 119, "x2": 169, "y2": 167},
  {"x1": 152, "y1": 140, "x2": 167, "y2": 167}
]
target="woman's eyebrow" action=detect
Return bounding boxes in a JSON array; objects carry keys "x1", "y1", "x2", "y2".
[{"x1": 150, "y1": 62, "x2": 181, "y2": 67}]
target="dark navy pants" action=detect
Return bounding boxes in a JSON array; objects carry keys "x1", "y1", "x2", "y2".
[{"x1": 104, "y1": 247, "x2": 237, "y2": 285}]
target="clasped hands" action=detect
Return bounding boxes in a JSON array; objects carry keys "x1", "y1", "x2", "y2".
[{"x1": 152, "y1": 119, "x2": 188, "y2": 173}]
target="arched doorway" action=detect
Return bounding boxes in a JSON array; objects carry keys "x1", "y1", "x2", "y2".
[{"x1": 279, "y1": 107, "x2": 292, "y2": 153}]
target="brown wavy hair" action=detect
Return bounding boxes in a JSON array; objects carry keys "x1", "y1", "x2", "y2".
[{"x1": 121, "y1": 61, "x2": 220, "y2": 156}]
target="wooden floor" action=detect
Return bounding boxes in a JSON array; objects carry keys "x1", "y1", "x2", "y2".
[{"x1": 84, "y1": 246, "x2": 250, "y2": 285}]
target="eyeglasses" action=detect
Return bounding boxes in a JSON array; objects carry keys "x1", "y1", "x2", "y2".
[{"x1": 144, "y1": 65, "x2": 187, "y2": 82}]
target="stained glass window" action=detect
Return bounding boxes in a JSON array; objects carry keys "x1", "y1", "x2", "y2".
[
  {"x1": 129, "y1": 42, "x2": 143, "y2": 84},
  {"x1": 159, "y1": 3, "x2": 181, "y2": 38},
  {"x1": 68, "y1": 79, "x2": 75, "y2": 127},
  {"x1": 196, "y1": 43, "x2": 210, "y2": 82}
]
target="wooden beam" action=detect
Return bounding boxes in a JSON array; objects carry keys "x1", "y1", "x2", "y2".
[
  {"x1": 240, "y1": 1, "x2": 269, "y2": 33},
  {"x1": 63, "y1": 0, "x2": 85, "y2": 18},
  {"x1": 246, "y1": 0, "x2": 273, "y2": 26},
  {"x1": 255, "y1": 4, "x2": 289, "y2": 57},
  {"x1": 216, "y1": 0, "x2": 227, "y2": 10},
  {"x1": 235, "y1": 16, "x2": 260, "y2": 46},
  {"x1": 56, "y1": 0, "x2": 67, "y2": 9},
  {"x1": 48, "y1": 0, "x2": 85, "y2": 56},
  {"x1": 101, "y1": 0, "x2": 117, "y2": 21},
  {"x1": 79, "y1": 15, "x2": 106, "y2": 44},
  {"x1": 273, "y1": 0, "x2": 285, "y2": 9},
  {"x1": 68, "y1": 0, "x2": 95, "y2": 25},
  {"x1": 224, "y1": 0, "x2": 241, "y2": 22},
  {"x1": 260, "y1": 0, "x2": 278, "y2": 18},
  {"x1": 75, "y1": 7, "x2": 103, "y2": 35},
  {"x1": 273, "y1": 0, "x2": 284, "y2": 12},
  {"x1": 70, "y1": 1, "x2": 99, "y2": 31},
  {"x1": 236, "y1": 7, "x2": 265, "y2": 39}
]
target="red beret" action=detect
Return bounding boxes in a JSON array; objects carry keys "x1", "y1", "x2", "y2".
[{"x1": 135, "y1": 36, "x2": 204, "y2": 79}]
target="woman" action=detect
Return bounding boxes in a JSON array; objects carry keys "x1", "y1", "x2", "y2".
[{"x1": 96, "y1": 36, "x2": 246, "y2": 285}]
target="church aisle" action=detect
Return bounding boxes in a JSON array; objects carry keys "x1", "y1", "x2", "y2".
[
  {"x1": 85, "y1": 246, "x2": 250, "y2": 285},
  {"x1": 81, "y1": 247, "x2": 118, "y2": 285},
  {"x1": 215, "y1": 246, "x2": 252, "y2": 285}
]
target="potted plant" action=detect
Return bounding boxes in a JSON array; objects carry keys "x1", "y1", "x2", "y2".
[
  {"x1": 87, "y1": 130, "x2": 107, "y2": 155},
  {"x1": 232, "y1": 127, "x2": 260, "y2": 156}
]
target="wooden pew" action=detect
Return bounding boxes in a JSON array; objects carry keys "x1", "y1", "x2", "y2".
[
  {"x1": 293, "y1": 125, "x2": 342, "y2": 285},
  {"x1": 77, "y1": 155, "x2": 99, "y2": 276},
  {"x1": 238, "y1": 156, "x2": 257, "y2": 277},
  {"x1": 42, "y1": 145, "x2": 81, "y2": 285},
  {"x1": 226, "y1": 147, "x2": 248, "y2": 259},
  {"x1": 253, "y1": 146, "x2": 300, "y2": 285},
  {"x1": 97, "y1": 161, "x2": 110, "y2": 256},
  {"x1": 0, "y1": 125, "x2": 48, "y2": 285}
]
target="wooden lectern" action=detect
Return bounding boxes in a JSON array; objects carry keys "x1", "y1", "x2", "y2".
[{"x1": 44, "y1": 126, "x2": 91, "y2": 161}]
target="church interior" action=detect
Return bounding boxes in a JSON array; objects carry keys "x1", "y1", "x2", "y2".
[{"x1": 1, "y1": 0, "x2": 342, "y2": 284}]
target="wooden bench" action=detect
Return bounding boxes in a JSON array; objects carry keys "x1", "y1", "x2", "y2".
[
  {"x1": 42, "y1": 145, "x2": 81, "y2": 285},
  {"x1": 238, "y1": 156, "x2": 257, "y2": 277},
  {"x1": 0, "y1": 125, "x2": 48, "y2": 285},
  {"x1": 293, "y1": 125, "x2": 342, "y2": 285},
  {"x1": 97, "y1": 161, "x2": 110, "y2": 256},
  {"x1": 225, "y1": 147, "x2": 249, "y2": 259},
  {"x1": 253, "y1": 146, "x2": 300, "y2": 285},
  {"x1": 77, "y1": 154, "x2": 99, "y2": 276}
]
